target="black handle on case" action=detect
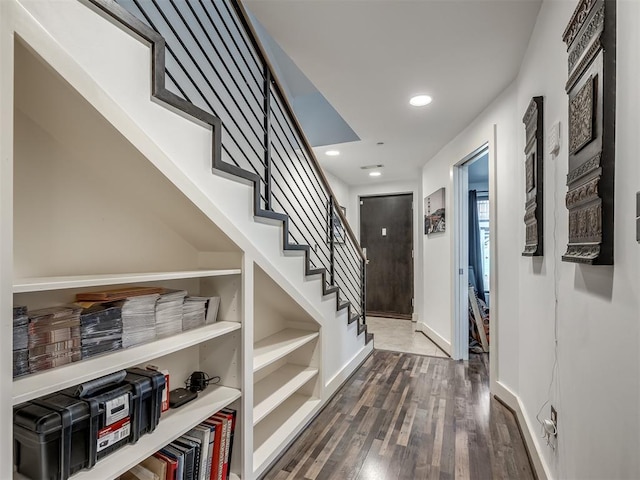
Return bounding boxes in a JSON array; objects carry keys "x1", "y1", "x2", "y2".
[{"x1": 74, "y1": 370, "x2": 127, "y2": 398}]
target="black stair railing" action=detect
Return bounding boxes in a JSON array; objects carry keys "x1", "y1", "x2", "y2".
[{"x1": 84, "y1": 0, "x2": 369, "y2": 338}]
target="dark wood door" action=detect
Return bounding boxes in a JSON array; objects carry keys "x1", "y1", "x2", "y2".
[{"x1": 360, "y1": 194, "x2": 413, "y2": 318}]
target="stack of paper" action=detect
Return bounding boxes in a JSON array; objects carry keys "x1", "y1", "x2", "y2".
[
  {"x1": 13, "y1": 305, "x2": 29, "y2": 377},
  {"x1": 80, "y1": 305, "x2": 123, "y2": 358},
  {"x1": 182, "y1": 297, "x2": 207, "y2": 331},
  {"x1": 121, "y1": 294, "x2": 159, "y2": 348},
  {"x1": 155, "y1": 290, "x2": 187, "y2": 338},
  {"x1": 28, "y1": 305, "x2": 82, "y2": 372}
]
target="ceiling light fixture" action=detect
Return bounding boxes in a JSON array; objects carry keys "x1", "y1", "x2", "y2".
[
  {"x1": 409, "y1": 94, "x2": 432, "y2": 107},
  {"x1": 369, "y1": 171, "x2": 382, "y2": 177},
  {"x1": 325, "y1": 150, "x2": 340, "y2": 156}
]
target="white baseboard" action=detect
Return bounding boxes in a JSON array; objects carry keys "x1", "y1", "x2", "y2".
[
  {"x1": 416, "y1": 321, "x2": 451, "y2": 356},
  {"x1": 325, "y1": 342, "x2": 373, "y2": 397},
  {"x1": 494, "y1": 381, "x2": 552, "y2": 480}
]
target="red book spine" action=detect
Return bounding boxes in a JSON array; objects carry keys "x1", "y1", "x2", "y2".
[
  {"x1": 212, "y1": 412, "x2": 232, "y2": 480},
  {"x1": 203, "y1": 417, "x2": 223, "y2": 480},
  {"x1": 154, "y1": 452, "x2": 178, "y2": 480}
]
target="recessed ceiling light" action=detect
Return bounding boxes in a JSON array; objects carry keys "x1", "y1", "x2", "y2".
[
  {"x1": 409, "y1": 94, "x2": 432, "y2": 107},
  {"x1": 325, "y1": 150, "x2": 340, "y2": 156},
  {"x1": 369, "y1": 171, "x2": 382, "y2": 177}
]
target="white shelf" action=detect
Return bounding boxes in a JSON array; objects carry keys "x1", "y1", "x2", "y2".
[
  {"x1": 13, "y1": 269, "x2": 241, "y2": 293},
  {"x1": 253, "y1": 329, "x2": 319, "y2": 373},
  {"x1": 70, "y1": 385, "x2": 240, "y2": 480},
  {"x1": 253, "y1": 365, "x2": 318, "y2": 425},
  {"x1": 253, "y1": 393, "x2": 321, "y2": 475},
  {"x1": 13, "y1": 321, "x2": 241, "y2": 405}
]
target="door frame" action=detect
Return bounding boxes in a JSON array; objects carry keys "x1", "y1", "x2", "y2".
[
  {"x1": 452, "y1": 143, "x2": 490, "y2": 361},
  {"x1": 359, "y1": 192, "x2": 415, "y2": 320}
]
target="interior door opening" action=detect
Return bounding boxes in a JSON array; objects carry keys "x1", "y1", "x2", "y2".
[
  {"x1": 360, "y1": 194, "x2": 414, "y2": 320},
  {"x1": 453, "y1": 145, "x2": 490, "y2": 360}
]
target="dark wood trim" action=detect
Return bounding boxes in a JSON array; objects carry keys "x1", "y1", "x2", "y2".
[
  {"x1": 493, "y1": 394, "x2": 540, "y2": 480},
  {"x1": 367, "y1": 311, "x2": 412, "y2": 320}
]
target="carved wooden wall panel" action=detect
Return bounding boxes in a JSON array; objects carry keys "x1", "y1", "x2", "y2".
[
  {"x1": 562, "y1": 0, "x2": 616, "y2": 264},
  {"x1": 522, "y1": 96, "x2": 544, "y2": 256}
]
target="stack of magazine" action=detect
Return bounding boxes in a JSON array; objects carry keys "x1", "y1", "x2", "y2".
[
  {"x1": 27, "y1": 305, "x2": 82, "y2": 372},
  {"x1": 183, "y1": 297, "x2": 207, "y2": 331},
  {"x1": 76, "y1": 287, "x2": 163, "y2": 349},
  {"x1": 13, "y1": 306, "x2": 29, "y2": 377},
  {"x1": 155, "y1": 290, "x2": 187, "y2": 338},
  {"x1": 80, "y1": 305, "x2": 123, "y2": 358},
  {"x1": 121, "y1": 294, "x2": 160, "y2": 348}
]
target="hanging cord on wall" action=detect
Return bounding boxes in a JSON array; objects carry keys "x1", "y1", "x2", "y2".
[{"x1": 535, "y1": 144, "x2": 560, "y2": 449}]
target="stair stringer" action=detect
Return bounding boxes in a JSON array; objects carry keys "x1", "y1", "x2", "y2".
[{"x1": 10, "y1": 0, "x2": 371, "y2": 392}]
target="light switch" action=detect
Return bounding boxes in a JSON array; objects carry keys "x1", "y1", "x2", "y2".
[{"x1": 382, "y1": 228, "x2": 387, "y2": 237}]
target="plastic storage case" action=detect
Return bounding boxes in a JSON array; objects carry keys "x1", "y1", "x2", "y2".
[
  {"x1": 13, "y1": 393, "x2": 95, "y2": 480},
  {"x1": 13, "y1": 369, "x2": 165, "y2": 479},
  {"x1": 123, "y1": 368, "x2": 166, "y2": 441}
]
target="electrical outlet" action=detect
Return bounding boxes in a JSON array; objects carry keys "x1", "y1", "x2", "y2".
[{"x1": 551, "y1": 406, "x2": 558, "y2": 436}]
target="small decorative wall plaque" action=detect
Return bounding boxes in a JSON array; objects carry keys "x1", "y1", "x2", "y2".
[
  {"x1": 562, "y1": 0, "x2": 616, "y2": 264},
  {"x1": 522, "y1": 96, "x2": 544, "y2": 256}
]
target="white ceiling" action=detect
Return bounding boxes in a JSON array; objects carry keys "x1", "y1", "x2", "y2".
[{"x1": 244, "y1": 0, "x2": 541, "y2": 186}]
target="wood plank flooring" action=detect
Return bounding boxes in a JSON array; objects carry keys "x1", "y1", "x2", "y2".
[{"x1": 262, "y1": 350, "x2": 535, "y2": 480}]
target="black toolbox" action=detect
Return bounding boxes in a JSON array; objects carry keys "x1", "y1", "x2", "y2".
[
  {"x1": 60, "y1": 370, "x2": 134, "y2": 463},
  {"x1": 14, "y1": 394, "x2": 95, "y2": 480},
  {"x1": 13, "y1": 369, "x2": 165, "y2": 479},
  {"x1": 123, "y1": 368, "x2": 165, "y2": 441}
]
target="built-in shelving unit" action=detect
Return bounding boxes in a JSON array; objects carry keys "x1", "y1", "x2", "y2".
[
  {"x1": 253, "y1": 364, "x2": 319, "y2": 425},
  {"x1": 253, "y1": 394, "x2": 322, "y2": 471},
  {"x1": 13, "y1": 320, "x2": 241, "y2": 405},
  {"x1": 253, "y1": 329, "x2": 320, "y2": 372},
  {"x1": 13, "y1": 269, "x2": 241, "y2": 293},
  {"x1": 10, "y1": 42, "x2": 246, "y2": 480},
  {"x1": 251, "y1": 265, "x2": 322, "y2": 477}
]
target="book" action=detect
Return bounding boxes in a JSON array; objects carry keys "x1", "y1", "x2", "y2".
[
  {"x1": 187, "y1": 425, "x2": 211, "y2": 480},
  {"x1": 160, "y1": 446, "x2": 184, "y2": 480},
  {"x1": 202, "y1": 416, "x2": 224, "y2": 480},
  {"x1": 219, "y1": 408, "x2": 237, "y2": 480},
  {"x1": 141, "y1": 455, "x2": 167, "y2": 480},
  {"x1": 154, "y1": 453, "x2": 177, "y2": 480},
  {"x1": 180, "y1": 434, "x2": 202, "y2": 480},
  {"x1": 205, "y1": 297, "x2": 220, "y2": 325},
  {"x1": 171, "y1": 438, "x2": 196, "y2": 480},
  {"x1": 211, "y1": 413, "x2": 231, "y2": 480},
  {"x1": 198, "y1": 422, "x2": 216, "y2": 480},
  {"x1": 121, "y1": 464, "x2": 159, "y2": 480}
]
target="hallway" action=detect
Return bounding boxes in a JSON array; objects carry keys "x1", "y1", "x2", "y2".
[
  {"x1": 264, "y1": 350, "x2": 534, "y2": 480},
  {"x1": 366, "y1": 317, "x2": 448, "y2": 358}
]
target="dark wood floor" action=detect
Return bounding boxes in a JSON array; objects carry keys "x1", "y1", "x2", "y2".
[{"x1": 263, "y1": 350, "x2": 535, "y2": 480}]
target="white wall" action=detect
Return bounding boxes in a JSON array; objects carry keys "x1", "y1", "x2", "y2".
[
  {"x1": 324, "y1": 170, "x2": 350, "y2": 215},
  {"x1": 421, "y1": 1, "x2": 640, "y2": 478},
  {"x1": 420, "y1": 85, "x2": 520, "y2": 361}
]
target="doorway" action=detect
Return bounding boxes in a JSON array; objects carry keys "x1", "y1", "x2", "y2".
[
  {"x1": 453, "y1": 145, "x2": 491, "y2": 360},
  {"x1": 360, "y1": 194, "x2": 413, "y2": 319}
]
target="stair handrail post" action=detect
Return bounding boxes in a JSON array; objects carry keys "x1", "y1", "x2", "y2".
[
  {"x1": 264, "y1": 69, "x2": 272, "y2": 210},
  {"x1": 329, "y1": 197, "x2": 336, "y2": 286}
]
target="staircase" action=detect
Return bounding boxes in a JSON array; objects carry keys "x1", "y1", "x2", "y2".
[{"x1": 85, "y1": 0, "x2": 371, "y2": 344}]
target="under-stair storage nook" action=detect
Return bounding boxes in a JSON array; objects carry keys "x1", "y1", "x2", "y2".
[
  {"x1": 252, "y1": 266, "x2": 321, "y2": 477},
  {"x1": 2, "y1": 3, "x2": 372, "y2": 479},
  {"x1": 11, "y1": 40, "x2": 244, "y2": 479}
]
